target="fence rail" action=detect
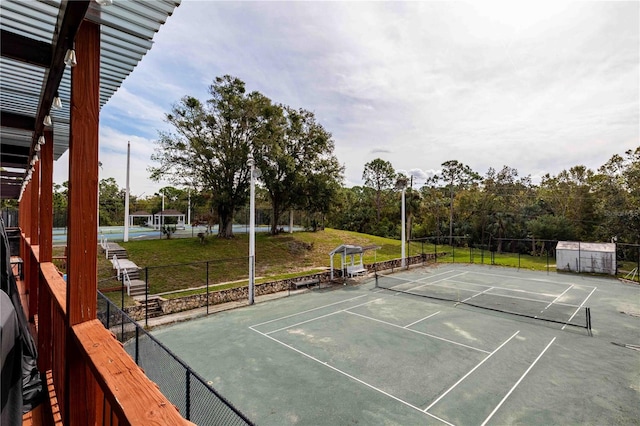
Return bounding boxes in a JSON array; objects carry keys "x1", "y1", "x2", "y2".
[{"x1": 97, "y1": 291, "x2": 255, "y2": 426}]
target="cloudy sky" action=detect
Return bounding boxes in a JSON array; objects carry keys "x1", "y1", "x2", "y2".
[{"x1": 54, "y1": 0, "x2": 639, "y2": 196}]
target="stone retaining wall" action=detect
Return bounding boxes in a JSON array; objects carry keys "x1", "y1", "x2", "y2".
[{"x1": 123, "y1": 253, "x2": 444, "y2": 320}]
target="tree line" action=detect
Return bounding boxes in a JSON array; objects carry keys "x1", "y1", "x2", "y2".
[{"x1": 330, "y1": 149, "x2": 640, "y2": 246}]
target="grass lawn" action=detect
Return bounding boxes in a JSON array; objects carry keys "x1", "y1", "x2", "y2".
[
  {"x1": 116, "y1": 229, "x2": 567, "y2": 296},
  {"x1": 51, "y1": 229, "x2": 637, "y2": 305},
  {"x1": 121, "y1": 229, "x2": 404, "y2": 294}
]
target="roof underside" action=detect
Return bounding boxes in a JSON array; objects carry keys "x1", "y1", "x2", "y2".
[{"x1": 0, "y1": 0, "x2": 180, "y2": 199}]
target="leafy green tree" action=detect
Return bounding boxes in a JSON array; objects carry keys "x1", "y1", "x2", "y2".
[
  {"x1": 362, "y1": 158, "x2": 396, "y2": 223},
  {"x1": 150, "y1": 75, "x2": 270, "y2": 238},
  {"x1": 254, "y1": 106, "x2": 342, "y2": 234},
  {"x1": 99, "y1": 177, "x2": 124, "y2": 226},
  {"x1": 433, "y1": 160, "x2": 481, "y2": 245}
]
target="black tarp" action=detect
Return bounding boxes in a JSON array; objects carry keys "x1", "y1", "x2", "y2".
[{"x1": 0, "y1": 218, "x2": 43, "y2": 421}]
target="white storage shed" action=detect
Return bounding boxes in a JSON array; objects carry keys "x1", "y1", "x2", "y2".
[{"x1": 556, "y1": 241, "x2": 616, "y2": 275}]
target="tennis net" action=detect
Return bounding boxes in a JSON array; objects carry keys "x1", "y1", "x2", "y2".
[{"x1": 375, "y1": 274, "x2": 592, "y2": 332}]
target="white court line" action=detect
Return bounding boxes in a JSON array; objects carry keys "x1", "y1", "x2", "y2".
[
  {"x1": 562, "y1": 286, "x2": 597, "y2": 330},
  {"x1": 250, "y1": 292, "x2": 372, "y2": 328},
  {"x1": 424, "y1": 331, "x2": 520, "y2": 412},
  {"x1": 250, "y1": 326, "x2": 455, "y2": 426},
  {"x1": 446, "y1": 279, "x2": 562, "y2": 297},
  {"x1": 430, "y1": 281, "x2": 581, "y2": 308},
  {"x1": 404, "y1": 311, "x2": 440, "y2": 328},
  {"x1": 460, "y1": 286, "x2": 494, "y2": 303},
  {"x1": 407, "y1": 269, "x2": 468, "y2": 283},
  {"x1": 467, "y1": 270, "x2": 597, "y2": 290},
  {"x1": 542, "y1": 285, "x2": 573, "y2": 310},
  {"x1": 406, "y1": 272, "x2": 468, "y2": 292},
  {"x1": 345, "y1": 310, "x2": 490, "y2": 354},
  {"x1": 480, "y1": 337, "x2": 556, "y2": 426},
  {"x1": 266, "y1": 298, "x2": 382, "y2": 335}
]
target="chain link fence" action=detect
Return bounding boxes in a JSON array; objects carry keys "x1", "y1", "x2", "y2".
[
  {"x1": 97, "y1": 292, "x2": 254, "y2": 425},
  {"x1": 410, "y1": 236, "x2": 639, "y2": 283},
  {"x1": 410, "y1": 236, "x2": 559, "y2": 271}
]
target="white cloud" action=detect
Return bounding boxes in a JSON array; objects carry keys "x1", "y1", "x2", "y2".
[{"x1": 55, "y1": 1, "x2": 639, "y2": 194}]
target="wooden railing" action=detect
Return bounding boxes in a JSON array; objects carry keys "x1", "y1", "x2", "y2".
[{"x1": 23, "y1": 237, "x2": 191, "y2": 425}]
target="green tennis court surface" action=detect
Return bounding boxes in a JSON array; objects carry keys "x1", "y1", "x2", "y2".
[{"x1": 152, "y1": 264, "x2": 640, "y2": 425}]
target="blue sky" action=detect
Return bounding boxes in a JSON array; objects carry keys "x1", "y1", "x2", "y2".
[{"x1": 54, "y1": 0, "x2": 639, "y2": 197}]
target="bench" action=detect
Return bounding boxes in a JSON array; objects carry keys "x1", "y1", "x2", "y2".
[
  {"x1": 346, "y1": 265, "x2": 367, "y2": 277},
  {"x1": 292, "y1": 278, "x2": 320, "y2": 289}
]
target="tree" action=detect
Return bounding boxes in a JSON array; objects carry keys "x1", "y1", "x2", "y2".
[
  {"x1": 254, "y1": 106, "x2": 342, "y2": 234},
  {"x1": 362, "y1": 158, "x2": 396, "y2": 223},
  {"x1": 150, "y1": 75, "x2": 271, "y2": 238},
  {"x1": 99, "y1": 177, "x2": 124, "y2": 226},
  {"x1": 433, "y1": 160, "x2": 481, "y2": 245}
]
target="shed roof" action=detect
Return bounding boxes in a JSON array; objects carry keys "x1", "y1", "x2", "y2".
[
  {"x1": 154, "y1": 209, "x2": 184, "y2": 216},
  {"x1": 329, "y1": 244, "x2": 363, "y2": 256},
  {"x1": 556, "y1": 241, "x2": 616, "y2": 253}
]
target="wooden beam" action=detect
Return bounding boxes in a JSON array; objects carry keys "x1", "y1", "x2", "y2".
[
  {"x1": 40, "y1": 130, "x2": 53, "y2": 262},
  {"x1": 0, "y1": 111, "x2": 36, "y2": 131},
  {"x1": 65, "y1": 19, "x2": 99, "y2": 426},
  {"x1": 0, "y1": 29, "x2": 52, "y2": 67},
  {"x1": 0, "y1": 154, "x2": 29, "y2": 165},
  {"x1": 0, "y1": 170, "x2": 26, "y2": 178},
  {"x1": 73, "y1": 320, "x2": 193, "y2": 425},
  {"x1": 28, "y1": 162, "x2": 40, "y2": 320},
  {"x1": 31, "y1": 1, "x2": 91, "y2": 154}
]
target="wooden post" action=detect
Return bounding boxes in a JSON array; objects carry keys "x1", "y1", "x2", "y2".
[
  {"x1": 30, "y1": 161, "x2": 40, "y2": 246},
  {"x1": 40, "y1": 129, "x2": 53, "y2": 262},
  {"x1": 65, "y1": 20, "x2": 100, "y2": 426},
  {"x1": 38, "y1": 130, "x2": 54, "y2": 371},
  {"x1": 28, "y1": 161, "x2": 40, "y2": 320}
]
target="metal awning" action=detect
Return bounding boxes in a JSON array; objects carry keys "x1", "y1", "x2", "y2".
[{"x1": 0, "y1": 0, "x2": 180, "y2": 199}]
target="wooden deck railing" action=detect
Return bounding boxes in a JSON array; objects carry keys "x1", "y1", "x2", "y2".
[{"x1": 23, "y1": 237, "x2": 191, "y2": 425}]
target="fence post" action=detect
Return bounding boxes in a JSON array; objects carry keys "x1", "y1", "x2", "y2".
[
  {"x1": 434, "y1": 241, "x2": 437, "y2": 263},
  {"x1": 452, "y1": 243, "x2": 455, "y2": 264},
  {"x1": 106, "y1": 300, "x2": 110, "y2": 329},
  {"x1": 185, "y1": 370, "x2": 191, "y2": 420},
  {"x1": 121, "y1": 272, "x2": 125, "y2": 339},
  {"x1": 145, "y1": 267, "x2": 149, "y2": 328},
  {"x1": 206, "y1": 261, "x2": 210, "y2": 315},
  {"x1": 547, "y1": 242, "x2": 550, "y2": 274}
]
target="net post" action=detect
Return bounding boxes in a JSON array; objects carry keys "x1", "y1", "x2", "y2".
[
  {"x1": 206, "y1": 261, "x2": 210, "y2": 315},
  {"x1": 375, "y1": 272, "x2": 379, "y2": 288},
  {"x1": 135, "y1": 326, "x2": 139, "y2": 365},
  {"x1": 185, "y1": 369, "x2": 191, "y2": 420},
  {"x1": 106, "y1": 299, "x2": 110, "y2": 329},
  {"x1": 586, "y1": 307, "x2": 592, "y2": 336}
]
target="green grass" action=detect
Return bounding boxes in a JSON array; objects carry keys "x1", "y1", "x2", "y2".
[
  {"x1": 110, "y1": 229, "x2": 601, "y2": 296},
  {"x1": 120, "y1": 229, "x2": 405, "y2": 294}
]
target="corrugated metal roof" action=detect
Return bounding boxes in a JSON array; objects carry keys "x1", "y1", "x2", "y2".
[
  {"x1": 556, "y1": 241, "x2": 616, "y2": 253},
  {"x1": 0, "y1": 0, "x2": 180, "y2": 199}
]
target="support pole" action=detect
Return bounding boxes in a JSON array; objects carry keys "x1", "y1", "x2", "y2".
[
  {"x1": 401, "y1": 187, "x2": 406, "y2": 268},
  {"x1": 248, "y1": 153, "x2": 256, "y2": 305},
  {"x1": 124, "y1": 141, "x2": 130, "y2": 242}
]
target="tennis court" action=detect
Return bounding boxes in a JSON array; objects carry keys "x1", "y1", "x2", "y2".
[{"x1": 152, "y1": 264, "x2": 640, "y2": 425}]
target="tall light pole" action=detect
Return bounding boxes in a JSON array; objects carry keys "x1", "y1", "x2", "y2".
[
  {"x1": 124, "y1": 141, "x2": 130, "y2": 242},
  {"x1": 396, "y1": 176, "x2": 408, "y2": 268},
  {"x1": 247, "y1": 153, "x2": 256, "y2": 305}
]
